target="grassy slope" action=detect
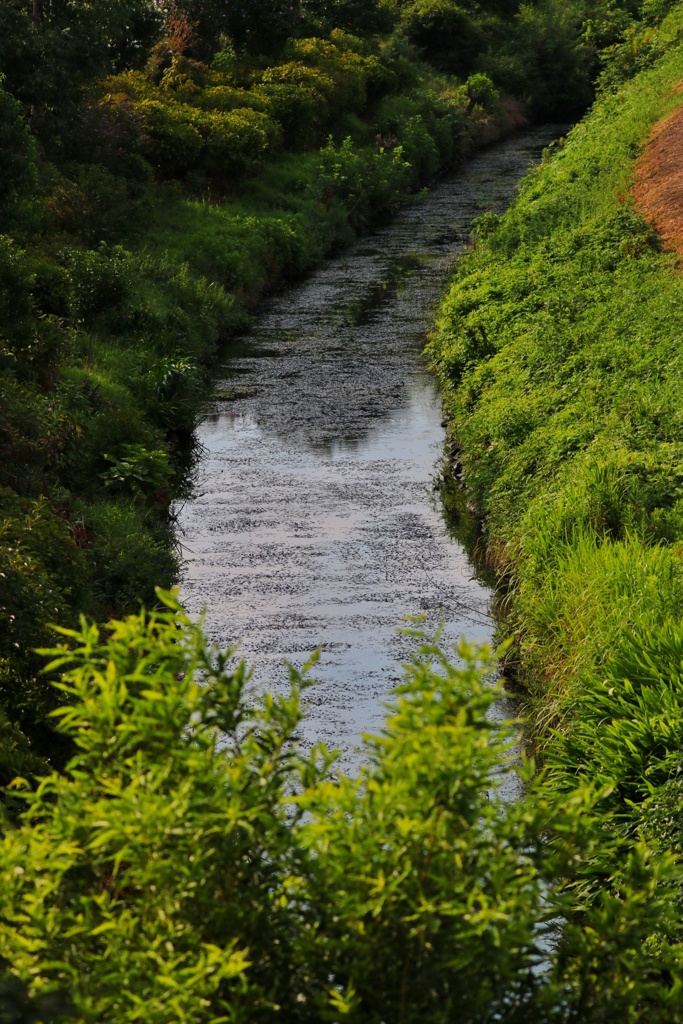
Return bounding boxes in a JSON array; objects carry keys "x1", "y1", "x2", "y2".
[{"x1": 429, "y1": 5, "x2": 683, "y2": 848}]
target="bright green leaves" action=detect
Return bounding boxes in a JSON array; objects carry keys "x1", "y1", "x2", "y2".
[
  {"x1": 294, "y1": 636, "x2": 553, "y2": 1023},
  {"x1": 3, "y1": 591, "x2": 315, "y2": 1022},
  {"x1": 1, "y1": 597, "x2": 680, "y2": 1020},
  {"x1": 428, "y1": 10, "x2": 683, "y2": 1017}
]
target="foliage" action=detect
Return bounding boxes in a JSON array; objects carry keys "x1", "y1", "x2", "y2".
[
  {"x1": 0, "y1": 595, "x2": 681, "y2": 1021},
  {"x1": 0, "y1": 79, "x2": 34, "y2": 220},
  {"x1": 82, "y1": 499, "x2": 176, "y2": 615},
  {"x1": 550, "y1": 621, "x2": 683, "y2": 812},
  {"x1": 171, "y1": 0, "x2": 304, "y2": 54},
  {"x1": 428, "y1": 0, "x2": 683, "y2": 966},
  {"x1": 303, "y1": 0, "x2": 398, "y2": 36},
  {"x1": 482, "y1": 0, "x2": 593, "y2": 116},
  {"x1": 100, "y1": 443, "x2": 172, "y2": 500},
  {"x1": 314, "y1": 135, "x2": 414, "y2": 228},
  {"x1": 401, "y1": 0, "x2": 485, "y2": 74},
  {"x1": 0, "y1": 0, "x2": 164, "y2": 124},
  {"x1": 47, "y1": 164, "x2": 152, "y2": 244}
]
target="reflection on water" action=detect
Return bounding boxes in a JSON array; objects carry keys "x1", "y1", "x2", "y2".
[{"x1": 176, "y1": 126, "x2": 564, "y2": 770}]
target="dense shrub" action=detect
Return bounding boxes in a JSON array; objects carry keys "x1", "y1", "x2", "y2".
[
  {"x1": 0, "y1": 0, "x2": 164, "y2": 124},
  {"x1": 48, "y1": 164, "x2": 152, "y2": 244},
  {"x1": 0, "y1": 78, "x2": 34, "y2": 219},
  {"x1": 252, "y1": 81, "x2": 326, "y2": 146},
  {"x1": 191, "y1": 85, "x2": 271, "y2": 113},
  {"x1": 0, "y1": 491, "x2": 82, "y2": 660},
  {"x1": 0, "y1": 597, "x2": 681, "y2": 1021},
  {"x1": 288, "y1": 35, "x2": 377, "y2": 111},
  {"x1": 374, "y1": 92, "x2": 464, "y2": 172},
  {"x1": 83, "y1": 500, "x2": 176, "y2": 613},
  {"x1": 60, "y1": 245, "x2": 133, "y2": 331},
  {"x1": 428, "y1": 0, "x2": 683, "y2": 948},
  {"x1": 0, "y1": 489, "x2": 86, "y2": 765},
  {"x1": 0, "y1": 371, "x2": 77, "y2": 497},
  {"x1": 482, "y1": 0, "x2": 593, "y2": 115},
  {"x1": 170, "y1": 0, "x2": 304, "y2": 54},
  {"x1": 134, "y1": 98, "x2": 280, "y2": 175},
  {"x1": 135, "y1": 99, "x2": 205, "y2": 172},
  {"x1": 200, "y1": 107, "x2": 282, "y2": 173},
  {"x1": 313, "y1": 135, "x2": 413, "y2": 228},
  {"x1": 303, "y1": 0, "x2": 398, "y2": 35},
  {"x1": 401, "y1": 0, "x2": 485, "y2": 74}
]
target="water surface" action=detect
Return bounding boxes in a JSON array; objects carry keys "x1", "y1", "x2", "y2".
[{"x1": 177, "y1": 126, "x2": 563, "y2": 769}]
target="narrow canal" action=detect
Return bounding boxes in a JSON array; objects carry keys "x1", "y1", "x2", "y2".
[{"x1": 177, "y1": 125, "x2": 562, "y2": 769}]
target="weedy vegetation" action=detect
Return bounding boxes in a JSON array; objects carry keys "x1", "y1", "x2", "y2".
[
  {"x1": 2, "y1": 592, "x2": 683, "y2": 1022},
  {"x1": 429, "y1": 0, "x2": 683, "y2": 989}
]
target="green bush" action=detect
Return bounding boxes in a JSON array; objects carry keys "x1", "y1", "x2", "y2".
[
  {"x1": 0, "y1": 77, "x2": 34, "y2": 219},
  {"x1": 129, "y1": 353, "x2": 205, "y2": 433},
  {"x1": 60, "y1": 244, "x2": 133, "y2": 331},
  {"x1": 171, "y1": 0, "x2": 303, "y2": 55},
  {"x1": 314, "y1": 135, "x2": 413, "y2": 228},
  {"x1": 83, "y1": 500, "x2": 175, "y2": 613},
  {"x1": 0, "y1": 597, "x2": 680, "y2": 1021},
  {"x1": 374, "y1": 91, "x2": 464, "y2": 171},
  {"x1": 401, "y1": 0, "x2": 484, "y2": 74},
  {"x1": 0, "y1": 491, "x2": 79, "y2": 663},
  {"x1": 252, "y1": 81, "x2": 326, "y2": 146},
  {"x1": 48, "y1": 163, "x2": 151, "y2": 244},
  {"x1": 0, "y1": 372, "x2": 76, "y2": 494},
  {"x1": 465, "y1": 71, "x2": 499, "y2": 111},
  {"x1": 134, "y1": 98, "x2": 280, "y2": 176},
  {"x1": 289, "y1": 35, "x2": 378, "y2": 111},
  {"x1": 100, "y1": 443, "x2": 172, "y2": 502},
  {"x1": 303, "y1": 0, "x2": 398, "y2": 35},
  {"x1": 483, "y1": 0, "x2": 593, "y2": 116},
  {"x1": 0, "y1": 488, "x2": 87, "y2": 766},
  {"x1": 200, "y1": 107, "x2": 282, "y2": 173},
  {"x1": 136, "y1": 98, "x2": 205, "y2": 173},
  {"x1": 191, "y1": 84, "x2": 271, "y2": 113}
]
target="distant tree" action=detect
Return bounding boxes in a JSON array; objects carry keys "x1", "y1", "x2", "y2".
[
  {"x1": 0, "y1": 77, "x2": 34, "y2": 217},
  {"x1": 302, "y1": 0, "x2": 398, "y2": 36},
  {"x1": 0, "y1": 0, "x2": 164, "y2": 115},
  {"x1": 400, "y1": 0, "x2": 485, "y2": 74},
  {"x1": 169, "y1": 0, "x2": 305, "y2": 55}
]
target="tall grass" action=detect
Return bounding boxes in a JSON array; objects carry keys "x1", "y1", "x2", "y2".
[{"x1": 429, "y1": 3, "x2": 683, "y2": 851}]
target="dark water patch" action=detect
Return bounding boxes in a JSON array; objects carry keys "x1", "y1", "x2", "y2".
[
  {"x1": 342, "y1": 252, "x2": 425, "y2": 327},
  {"x1": 177, "y1": 126, "x2": 566, "y2": 771}
]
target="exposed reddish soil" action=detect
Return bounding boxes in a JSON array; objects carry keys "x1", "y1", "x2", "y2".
[{"x1": 633, "y1": 99, "x2": 683, "y2": 256}]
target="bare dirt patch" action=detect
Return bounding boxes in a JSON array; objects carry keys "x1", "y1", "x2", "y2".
[{"x1": 633, "y1": 98, "x2": 683, "y2": 255}]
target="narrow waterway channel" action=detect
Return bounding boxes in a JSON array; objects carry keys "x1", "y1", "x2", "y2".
[{"x1": 177, "y1": 125, "x2": 563, "y2": 770}]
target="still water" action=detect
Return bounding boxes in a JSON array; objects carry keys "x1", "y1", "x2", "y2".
[{"x1": 177, "y1": 126, "x2": 563, "y2": 769}]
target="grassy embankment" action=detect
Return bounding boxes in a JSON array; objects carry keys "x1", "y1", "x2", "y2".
[{"x1": 429, "y1": 2, "x2": 683, "y2": 857}]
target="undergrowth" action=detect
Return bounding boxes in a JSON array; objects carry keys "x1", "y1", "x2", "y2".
[{"x1": 429, "y1": 0, "x2": 683, "y2": 895}]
